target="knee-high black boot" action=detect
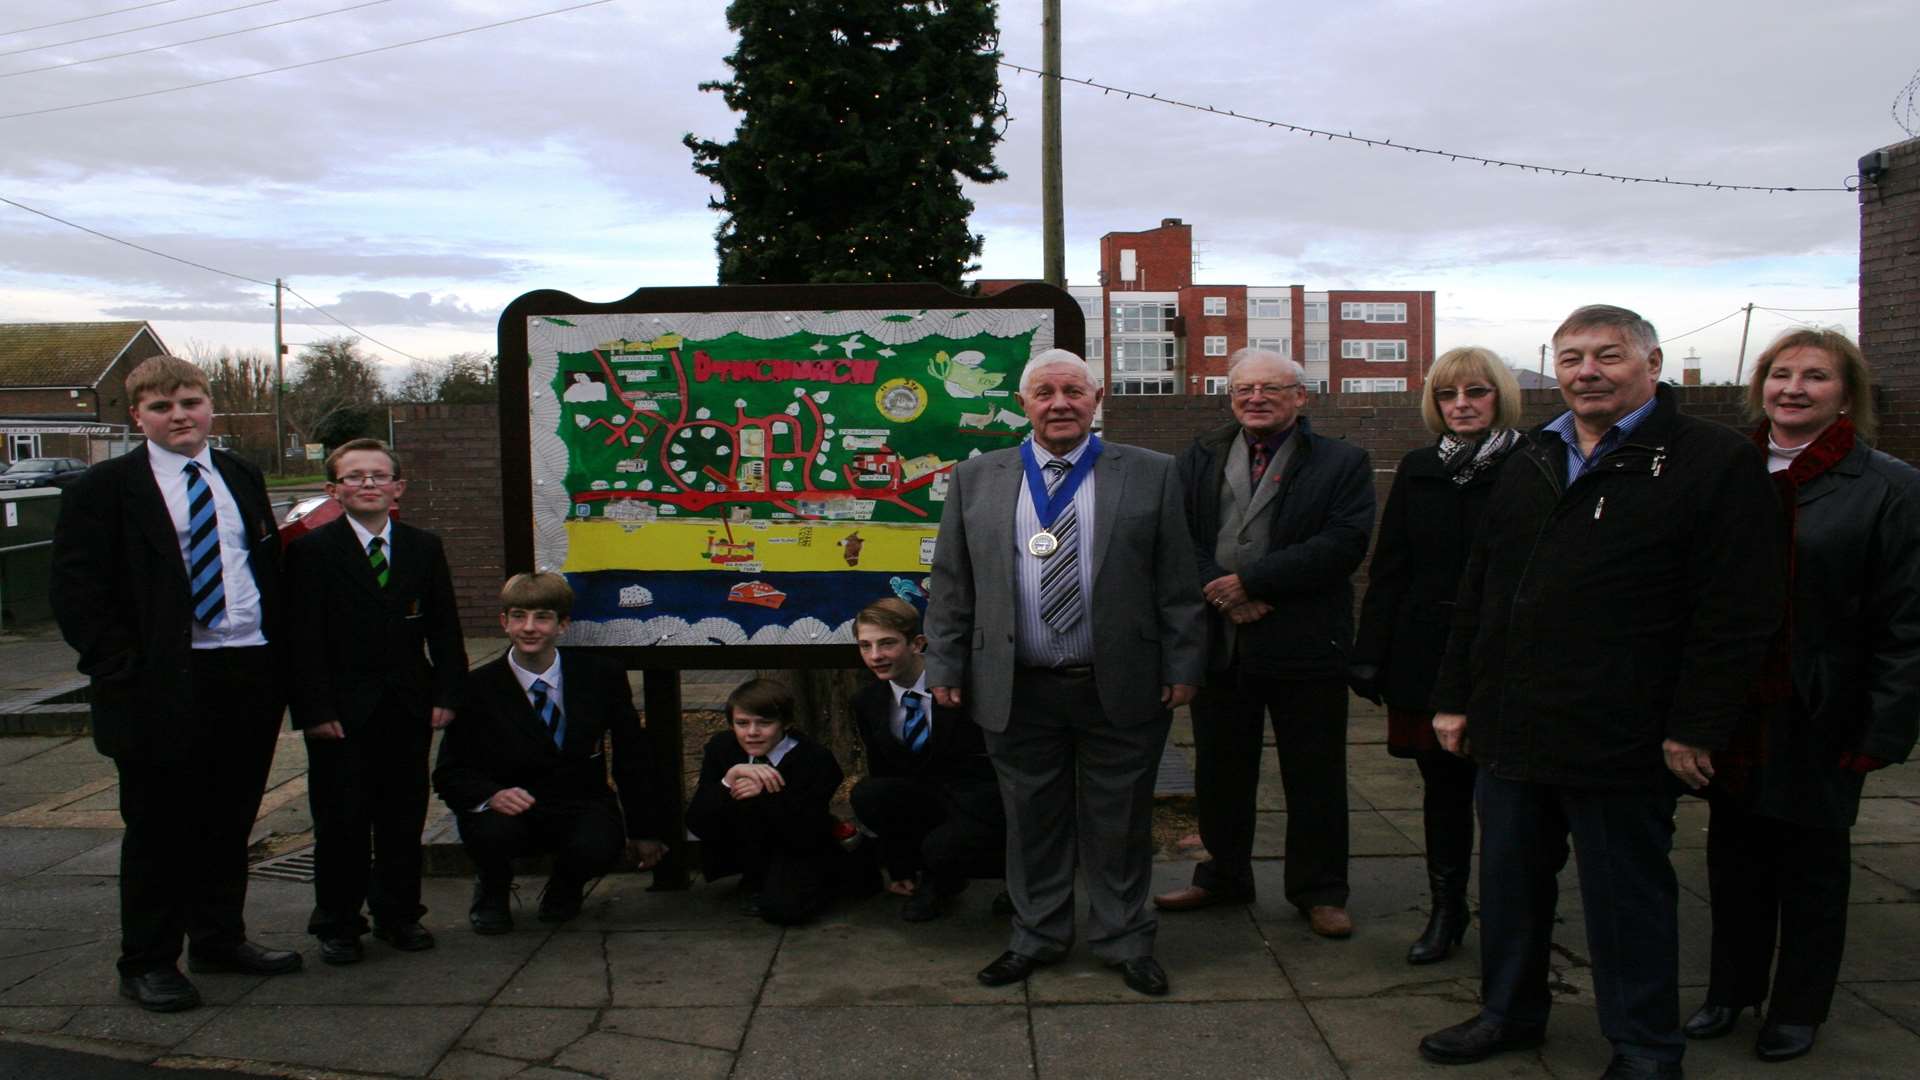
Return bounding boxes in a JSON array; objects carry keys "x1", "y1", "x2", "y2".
[
  {"x1": 1408, "y1": 861, "x2": 1470, "y2": 964},
  {"x1": 1409, "y1": 751, "x2": 1476, "y2": 965}
]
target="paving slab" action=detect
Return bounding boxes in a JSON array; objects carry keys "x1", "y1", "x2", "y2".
[
  {"x1": 0, "y1": 764, "x2": 117, "y2": 797},
  {"x1": 178, "y1": 1003, "x2": 481, "y2": 1077},
  {"x1": 1837, "y1": 902, "x2": 1920, "y2": 983},
  {"x1": 40, "y1": 837, "x2": 122, "y2": 877},
  {"x1": 1251, "y1": 810, "x2": 1423, "y2": 859},
  {"x1": 1851, "y1": 798, "x2": 1920, "y2": 844},
  {"x1": 240, "y1": 927, "x2": 540, "y2": 1006},
  {"x1": 455, "y1": 1005, "x2": 596, "y2": 1061},
  {"x1": 1862, "y1": 763, "x2": 1920, "y2": 798},
  {"x1": 762, "y1": 897, "x2": 1020, "y2": 1006},
  {"x1": 606, "y1": 929, "x2": 779, "y2": 1008},
  {"x1": 1308, "y1": 992, "x2": 1545, "y2": 1078},
  {"x1": 1033, "y1": 1001, "x2": 1344, "y2": 1078},
  {"x1": 0, "y1": 876, "x2": 119, "y2": 935},
  {"x1": 0, "y1": 827, "x2": 120, "y2": 880},
  {"x1": 55, "y1": 1001, "x2": 218, "y2": 1051},
  {"x1": 598, "y1": 1006, "x2": 752, "y2": 1052},
  {"x1": 0, "y1": 1004, "x2": 78, "y2": 1033},
  {"x1": 1264, "y1": 908, "x2": 1478, "y2": 999},
  {"x1": 1347, "y1": 754, "x2": 1428, "y2": 813},
  {"x1": 1844, "y1": 980, "x2": 1920, "y2": 1037},
  {"x1": 736, "y1": 1005, "x2": 1030, "y2": 1080},
  {"x1": 0, "y1": 738, "x2": 84, "y2": 767},
  {"x1": 1850, "y1": 843, "x2": 1920, "y2": 893},
  {"x1": 566, "y1": 875, "x2": 765, "y2": 933},
  {"x1": 496, "y1": 930, "x2": 609, "y2": 1008},
  {"x1": 554, "y1": 1029, "x2": 736, "y2": 1080},
  {"x1": 431, "y1": 1048, "x2": 528, "y2": 1080}
]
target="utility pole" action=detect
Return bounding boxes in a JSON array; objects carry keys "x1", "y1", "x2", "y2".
[
  {"x1": 272, "y1": 278, "x2": 285, "y2": 475},
  {"x1": 1538, "y1": 344, "x2": 1547, "y2": 379},
  {"x1": 1040, "y1": 0, "x2": 1064, "y2": 287},
  {"x1": 1732, "y1": 302, "x2": 1755, "y2": 384}
]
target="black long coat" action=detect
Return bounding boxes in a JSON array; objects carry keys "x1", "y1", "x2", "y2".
[
  {"x1": 1350, "y1": 443, "x2": 1513, "y2": 753},
  {"x1": 1731, "y1": 439, "x2": 1920, "y2": 827}
]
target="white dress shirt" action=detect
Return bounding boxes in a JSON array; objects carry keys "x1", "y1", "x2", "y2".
[
  {"x1": 146, "y1": 440, "x2": 267, "y2": 649},
  {"x1": 1014, "y1": 435, "x2": 1097, "y2": 667},
  {"x1": 888, "y1": 669, "x2": 932, "y2": 744}
]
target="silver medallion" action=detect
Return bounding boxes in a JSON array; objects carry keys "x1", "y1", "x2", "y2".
[{"x1": 1027, "y1": 530, "x2": 1059, "y2": 558}]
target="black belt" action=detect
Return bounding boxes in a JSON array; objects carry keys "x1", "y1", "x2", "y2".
[{"x1": 1018, "y1": 664, "x2": 1094, "y2": 679}]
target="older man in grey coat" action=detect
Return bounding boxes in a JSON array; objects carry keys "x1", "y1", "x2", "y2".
[{"x1": 926, "y1": 348, "x2": 1206, "y2": 997}]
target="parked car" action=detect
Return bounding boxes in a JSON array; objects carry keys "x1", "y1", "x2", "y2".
[
  {"x1": 0, "y1": 457, "x2": 87, "y2": 490},
  {"x1": 278, "y1": 493, "x2": 398, "y2": 543}
]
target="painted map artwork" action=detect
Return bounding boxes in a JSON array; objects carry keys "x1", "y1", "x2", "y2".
[{"x1": 526, "y1": 308, "x2": 1056, "y2": 647}]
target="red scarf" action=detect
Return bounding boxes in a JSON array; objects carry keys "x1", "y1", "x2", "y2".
[{"x1": 1716, "y1": 417, "x2": 1856, "y2": 790}]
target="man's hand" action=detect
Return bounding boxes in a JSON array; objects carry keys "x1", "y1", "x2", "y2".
[
  {"x1": 1663, "y1": 739, "x2": 1715, "y2": 789},
  {"x1": 430, "y1": 706, "x2": 455, "y2": 730},
  {"x1": 725, "y1": 763, "x2": 785, "y2": 799},
  {"x1": 627, "y1": 838, "x2": 668, "y2": 869},
  {"x1": 1202, "y1": 574, "x2": 1249, "y2": 611},
  {"x1": 487, "y1": 786, "x2": 535, "y2": 816},
  {"x1": 932, "y1": 686, "x2": 962, "y2": 708},
  {"x1": 1162, "y1": 684, "x2": 1197, "y2": 709},
  {"x1": 1227, "y1": 599, "x2": 1273, "y2": 625},
  {"x1": 305, "y1": 721, "x2": 345, "y2": 740},
  {"x1": 1433, "y1": 712, "x2": 1469, "y2": 757}
]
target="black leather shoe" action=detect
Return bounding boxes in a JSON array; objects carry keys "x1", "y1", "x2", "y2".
[
  {"x1": 901, "y1": 875, "x2": 945, "y2": 923},
  {"x1": 1417, "y1": 1014, "x2": 1547, "y2": 1065},
  {"x1": 538, "y1": 876, "x2": 586, "y2": 924},
  {"x1": 1683, "y1": 1003, "x2": 1741, "y2": 1039},
  {"x1": 372, "y1": 922, "x2": 435, "y2": 952},
  {"x1": 317, "y1": 933, "x2": 364, "y2": 966},
  {"x1": 118, "y1": 969, "x2": 201, "y2": 1013},
  {"x1": 1599, "y1": 1054, "x2": 1683, "y2": 1078},
  {"x1": 976, "y1": 950, "x2": 1056, "y2": 987},
  {"x1": 186, "y1": 941, "x2": 303, "y2": 976},
  {"x1": 1756, "y1": 1022, "x2": 1817, "y2": 1063},
  {"x1": 1111, "y1": 956, "x2": 1169, "y2": 997},
  {"x1": 470, "y1": 879, "x2": 513, "y2": 935}
]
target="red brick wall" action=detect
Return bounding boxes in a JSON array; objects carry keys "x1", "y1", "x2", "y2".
[
  {"x1": 1326, "y1": 290, "x2": 1436, "y2": 392},
  {"x1": 389, "y1": 403, "x2": 508, "y2": 634},
  {"x1": 1181, "y1": 285, "x2": 1247, "y2": 388},
  {"x1": 1860, "y1": 137, "x2": 1920, "y2": 465}
]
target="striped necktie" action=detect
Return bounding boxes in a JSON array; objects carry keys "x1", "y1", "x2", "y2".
[
  {"x1": 367, "y1": 536, "x2": 389, "y2": 588},
  {"x1": 182, "y1": 462, "x2": 226, "y2": 628},
  {"x1": 1037, "y1": 458, "x2": 1084, "y2": 633},
  {"x1": 530, "y1": 677, "x2": 564, "y2": 748},
  {"x1": 900, "y1": 690, "x2": 930, "y2": 753}
]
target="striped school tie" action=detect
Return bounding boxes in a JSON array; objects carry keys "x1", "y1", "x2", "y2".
[
  {"x1": 183, "y1": 462, "x2": 226, "y2": 628},
  {"x1": 1037, "y1": 459, "x2": 1084, "y2": 633},
  {"x1": 530, "y1": 677, "x2": 565, "y2": 748},
  {"x1": 367, "y1": 536, "x2": 389, "y2": 588},
  {"x1": 900, "y1": 690, "x2": 930, "y2": 753}
]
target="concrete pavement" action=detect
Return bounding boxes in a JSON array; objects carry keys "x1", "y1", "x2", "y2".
[{"x1": 1, "y1": 630, "x2": 1917, "y2": 1078}]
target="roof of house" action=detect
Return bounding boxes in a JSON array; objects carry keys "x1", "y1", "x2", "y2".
[{"x1": 0, "y1": 321, "x2": 159, "y2": 388}]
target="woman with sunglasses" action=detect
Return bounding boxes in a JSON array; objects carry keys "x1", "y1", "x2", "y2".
[{"x1": 1350, "y1": 346, "x2": 1524, "y2": 964}]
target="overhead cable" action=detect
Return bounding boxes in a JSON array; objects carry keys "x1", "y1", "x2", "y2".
[
  {"x1": 0, "y1": 0, "x2": 188, "y2": 39},
  {"x1": 0, "y1": 0, "x2": 289, "y2": 59},
  {"x1": 0, "y1": 0, "x2": 392, "y2": 80}
]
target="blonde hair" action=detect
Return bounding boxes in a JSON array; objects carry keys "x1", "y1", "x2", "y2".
[
  {"x1": 125, "y1": 355, "x2": 210, "y2": 404},
  {"x1": 1421, "y1": 347, "x2": 1524, "y2": 435},
  {"x1": 1744, "y1": 327, "x2": 1877, "y2": 442},
  {"x1": 500, "y1": 571, "x2": 573, "y2": 617}
]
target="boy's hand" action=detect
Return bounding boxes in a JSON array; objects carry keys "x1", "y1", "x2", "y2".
[
  {"x1": 724, "y1": 763, "x2": 784, "y2": 798},
  {"x1": 306, "y1": 721, "x2": 345, "y2": 740},
  {"x1": 628, "y1": 838, "x2": 668, "y2": 869},
  {"x1": 487, "y1": 787, "x2": 536, "y2": 815},
  {"x1": 430, "y1": 707, "x2": 455, "y2": 729}
]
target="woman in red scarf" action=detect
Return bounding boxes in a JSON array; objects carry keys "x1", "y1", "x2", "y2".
[{"x1": 1685, "y1": 329, "x2": 1920, "y2": 1063}]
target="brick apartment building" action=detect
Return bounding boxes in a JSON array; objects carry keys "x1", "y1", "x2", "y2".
[{"x1": 1067, "y1": 219, "x2": 1436, "y2": 397}]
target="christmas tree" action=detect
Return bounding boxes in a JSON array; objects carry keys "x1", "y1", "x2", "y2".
[{"x1": 685, "y1": 0, "x2": 1009, "y2": 288}]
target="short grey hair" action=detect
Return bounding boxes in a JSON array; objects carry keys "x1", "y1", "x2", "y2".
[
  {"x1": 1018, "y1": 348, "x2": 1100, "y2": 395},
  {"x1": 1552, "y1": 305, "x2": 1659, "y2": 358},
  {"x1": 1225, "y1": 348, "x2": 1305, "y2": 383}
]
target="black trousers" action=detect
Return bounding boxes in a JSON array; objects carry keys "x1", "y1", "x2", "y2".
[
  {"x1": 454, "y1": 797, "x2": 625, "y2": 888},
  {"x1": 304, "y1": 705, "x2": 432, "y2": 937},
  {"x1": 1704, "y1": 799, "x2": 1851, "y2": 1024},
  {"x1": 1477, "y1": 770, "x2": 1684, "y2": 1064},
  {"x1": 1416, "y1": 750, "x2": 1478, "y2": 874},
  {"x1": 113, "y1": 646, "x2": 282, "y2": 977},
  {"x1": 691, "y1": 799, "x2": 844, "y2": 926},
  {"x1": 1190, "y1": 672, "x2": 1349, "y2": 909},
  {"x1": 849, "y1": 776, "x2": 1005, "y2": 889}
]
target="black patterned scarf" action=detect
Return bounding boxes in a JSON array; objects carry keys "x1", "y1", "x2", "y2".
[{"x1": 1435, "y1": 427, "x2": 1520, "y2": 486}]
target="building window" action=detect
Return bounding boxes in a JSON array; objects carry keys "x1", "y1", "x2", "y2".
[
  {"x1": 1111, "y1": 375, "x2": 1175, "y2": 395},
  {"x1": 1204, "y1": 376, "x2": 1229, "y2": 395},
  {"x1": 1203, "y1": 296, "x2": 1227, "y2": 316},
  {"x1": 1339, "y1": 301, "x2": 1407, "y2": 323},
  {"x1": 1248, "y1": 337, "x2": 1290, "y2": 358},
  {"x1": 1302, "y1": 340, "x2": 1329, "y2": 362},
  {"x1": 1302, "y1": 379, "x2": 1328, "y2": 393},
  {"x1": 1203, "y1": 335, "x2": 1228, "y2": 356},
  {"x1": 1249, "y1": 297, "x2": 1287, "y2": 319},
  {"x1": 1342, "y1": 339, "x2": 1407, "y2": 362},
  {"x1": 7, "y1": 434, "x2": 41, "y2": 461},
  {"x1": 1112, "y1": 337, "x2": 1176, "y2": 372},
  {"x1": 1085, "y1": 337, "x2": 1103, "y2": 361},
  {"x1": 1304, "y1": 301, "x2": 1328, "y2": 322},
  {"x1": 1341, "y1": 377, "x2": 1408, "y2": 393},
  {"x1": 1111, "y1": 300, "x2": 1177, "y2": 333},
  {"x1": 1075, "y1": 295, "x2": 1101, "y2": 319}
]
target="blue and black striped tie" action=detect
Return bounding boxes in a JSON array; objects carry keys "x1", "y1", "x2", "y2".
[
  {"x1": 530, "y1": 677, "x2": 565, "y2": 748},
  {"x1": 900, "y1": 690, "x2": 929, "y2": 753},
  {"x1": 183, "y1": 461, "x2": 226, "y2": 628}
]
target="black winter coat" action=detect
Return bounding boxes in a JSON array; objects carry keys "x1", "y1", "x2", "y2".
[
  {"x1": 1733, "y1": 439, "x2": 1920, "y2": 827},
  {"x1": 1176, "y1": 416, "x2": 1375, "y2": 680},
  {"x1": 1431, "y1": 385, "x2": 1785, "y2": 790},
  {"x1": 1351, "y1": 442, "x2": 1515, "y2": 742}
]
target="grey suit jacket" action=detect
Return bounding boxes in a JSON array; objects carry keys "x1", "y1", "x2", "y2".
[{"x1": 924, "y1": 439, "x2": 1207, "y2": 733}]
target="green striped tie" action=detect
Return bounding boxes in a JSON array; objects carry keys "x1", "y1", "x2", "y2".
[{"x1": 368, "y1": 536, "x2": 389, "y2": 588}]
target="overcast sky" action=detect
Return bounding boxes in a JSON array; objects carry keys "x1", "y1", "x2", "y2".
[{"x1": 1, "y1": 0, "x2": 1913, "y2": 387}]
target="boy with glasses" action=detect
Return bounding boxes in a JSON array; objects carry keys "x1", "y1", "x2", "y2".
[{"x1": 287, "y1": 437, "x2": 466, "y2": 964}]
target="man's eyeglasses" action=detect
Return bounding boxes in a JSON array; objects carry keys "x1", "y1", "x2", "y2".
[
  {"x1": 1229, "y1": 382, "x2": 1302, "y2": 399},
  {"x1": 334, "y1": 473, "x2": 396, "y2": 487},
  {"x1": 1433, "y1": 386, "x2": 1495, "y2": 404}
]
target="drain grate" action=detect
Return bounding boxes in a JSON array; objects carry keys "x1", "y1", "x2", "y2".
[{"x1": 250, "y1": 846, "x2": 316, "y2": 884}]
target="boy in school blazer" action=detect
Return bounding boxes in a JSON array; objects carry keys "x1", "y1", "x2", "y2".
[
  {"x1": 286, "y1": 438, "x2": 466, "y2": 964},
  {"x1": 51, "y1": 355, "x2": 302, "y2": 1013}
]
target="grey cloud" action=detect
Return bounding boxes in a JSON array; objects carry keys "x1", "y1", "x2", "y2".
[{"x1": 106, "y1": 289, "x2": 497, "y2": 329}]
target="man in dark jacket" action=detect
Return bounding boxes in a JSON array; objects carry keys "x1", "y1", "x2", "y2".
[
  {"x1": 1416, "y1": 306, "x2": 1783, "y2": 1080},
  {"x1": 1153, "y1": 349, "x2": 1375, "y2": 938}
]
